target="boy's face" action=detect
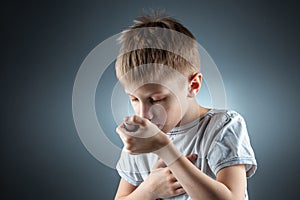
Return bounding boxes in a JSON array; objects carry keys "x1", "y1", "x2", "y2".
[{"x1": 124, "y1": 77, "x2": 191, "y2": 133}]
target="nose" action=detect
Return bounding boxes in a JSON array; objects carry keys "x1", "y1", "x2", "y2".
[{"x1": 139, "y1": 102, "x2": 153, "y2": 120}]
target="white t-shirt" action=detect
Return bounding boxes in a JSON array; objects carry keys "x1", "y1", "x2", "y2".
[{"x1": 116, "y1": 109, "x2": 257, "y2": 199}]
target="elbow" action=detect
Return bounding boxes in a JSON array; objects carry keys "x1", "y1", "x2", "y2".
[{"x1": 114, "y1": 195, "x2": 126, "y2": 200}]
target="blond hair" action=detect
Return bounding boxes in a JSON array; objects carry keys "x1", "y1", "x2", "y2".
[{"x1": 115, "y1": 12, "x2": 200, "y2": 83}]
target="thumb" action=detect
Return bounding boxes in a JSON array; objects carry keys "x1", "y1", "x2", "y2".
[
  {"x1": 186, "y1": 154, "x2": 198, "y2": 163},
  {"x1": 152, "y1": 159, "x2": 167, "y2": 170}
]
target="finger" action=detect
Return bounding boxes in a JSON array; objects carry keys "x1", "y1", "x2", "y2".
[
  {"x1": 127, "y1": 115, "x2": 146, "y2": 127},
  {"x1": 164, "y1": 167, "x2": 172, "y2": 175},
  {"x1": 168, "y1": 175, "x2": 178, "y2": 182},
  {"x1": 116, "y1": 125, "x2": 134, "y2": 145},
  {"x1": 172, "y1": 181, "x2": 183, "y2": 189},
  {"x1": 115, "y1": 125, "x2": 123, "y2": 135},
  {"x1": 174, "y1": 187, "x2": 185, "y2": 195},
  {"x1": 116, "y1": 124, "x2": 134, "y2": 136},
  {"x1": 186, "y1": 154, "x2": 198, "y2": 163},
  {"x1": 152, "y1": 159, "x2": 167, "y2": 170}
]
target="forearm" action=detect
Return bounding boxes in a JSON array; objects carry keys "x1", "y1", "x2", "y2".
[
  {"x1": 115, "y1": 181, "x2": 156, "y2": 200},
  {"x1": 169, "y1": 157, "x2": 234, "y2": 200},
  {"x1": 155, "y1": 143, "x2": 242, "y2": 200}
]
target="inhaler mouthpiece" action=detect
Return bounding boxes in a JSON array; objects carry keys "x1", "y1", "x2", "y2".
[{"x1": 123, "y1": 122, "x2": 140, "y2": 132}]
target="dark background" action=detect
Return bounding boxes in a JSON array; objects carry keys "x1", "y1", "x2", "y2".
[{"x1": 2, "y1": 0, "x2": 300, "y2": 199}]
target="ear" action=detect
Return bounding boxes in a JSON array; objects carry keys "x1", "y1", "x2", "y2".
[{"x1": 187, "y1": 73, "x2": 202, "y2": 98}]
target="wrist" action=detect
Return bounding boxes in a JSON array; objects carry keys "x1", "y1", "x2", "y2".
[
  {"x1": 139, "y1": 180, "x2": 158, "y2": 200},
  {"x1": 153, "y1": 142, "x2": 182, "y2": 166},
  {"x1": 153, "y1": 131, "x2": 170, "y2": 150}
]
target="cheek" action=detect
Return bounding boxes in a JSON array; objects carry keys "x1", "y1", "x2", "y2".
[
  {"x1": 165, "y1": 98, "x2": 185, "y2": 119},
  {"x1": 159, "y1": 104, "x2": 182, "y2": 132},
  {"x1": 158, "y1": 102, "x2": 179, "y2": 120},
  {"x1": 131, "y1": 103, "x2": 140, "y2": 114}
]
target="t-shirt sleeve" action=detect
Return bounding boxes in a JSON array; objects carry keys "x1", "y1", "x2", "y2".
[
  {"x1": 116, "y1": 149, "x2": 144, "y2": 186},
  {"x1": 207, "y1": 112, "x2": 257, "y2": 178}
]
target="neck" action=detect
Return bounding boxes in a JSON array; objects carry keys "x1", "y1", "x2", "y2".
[{"x1": 178, "y1": 99, "x2": 210, "y2": 126}]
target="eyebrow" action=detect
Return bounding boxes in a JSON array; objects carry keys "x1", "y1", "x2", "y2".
[
  {"x1": 150, "y1": 92, "x2": 167, "y2": 97},
  {"x1": 125, "y1": 91, "x2": 167, "y2": 98}
]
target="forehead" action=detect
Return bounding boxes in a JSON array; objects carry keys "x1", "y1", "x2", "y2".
[{"x1": 124, "y1": 78, "x2": 186, "y2": 97}]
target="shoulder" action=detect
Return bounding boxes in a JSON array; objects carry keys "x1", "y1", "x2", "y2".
[
  {"x1": 208, "y1": 109, "x2": 244, "y2": 121},
  {"x1": 200, "y1": 109, "x2": 249, "y2": 147},
  {"x1": 204, "y1": 110, "x2": 257, "y2": 177},
  {"x1": 205, "y1": 109, "x2": 246, "y2": 130}
]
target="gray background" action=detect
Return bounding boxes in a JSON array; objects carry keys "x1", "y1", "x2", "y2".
[{"x1": 2, "y1": 0, "x2": 299, "y2": 199}]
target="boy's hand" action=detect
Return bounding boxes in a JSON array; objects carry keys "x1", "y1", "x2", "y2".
[
  {"x1": 116, "y1": 115, "x2": 170, "y2": 154},
  {"x1": 144, "y1": 161, "x2": 185, "y2": 199},
  {"x1": 143, "y1": 154, "x2": 198, "y2": 199}
]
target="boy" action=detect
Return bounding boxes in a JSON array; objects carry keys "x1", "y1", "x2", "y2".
[{"x1": 114, "y1": 13, "x2": 257, "y2": 200}]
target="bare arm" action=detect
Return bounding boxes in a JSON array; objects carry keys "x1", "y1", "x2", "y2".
[
  {"x1": 115, "y1": 155, "x2": 198, "y2": 200},
  {"x1": 115, "y1": 178, "x2": 138, "y2": 200},
  {"x1": 115, "y1": 177, "x2": 162, "y2": 200},
  {"x1": 167, "y1": 155, "x2": 246, "y2": 200},
  {"x1": 115, "y1": 170, "x2": 185, "y2": 200}
]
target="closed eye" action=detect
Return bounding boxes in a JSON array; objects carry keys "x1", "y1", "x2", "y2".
[
  {"x1": 150, "y1": 98, "x2": 166, "y2": 104},
  {"x1": 130, "y1": 98, "x2": 138, "y2": 102}
]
